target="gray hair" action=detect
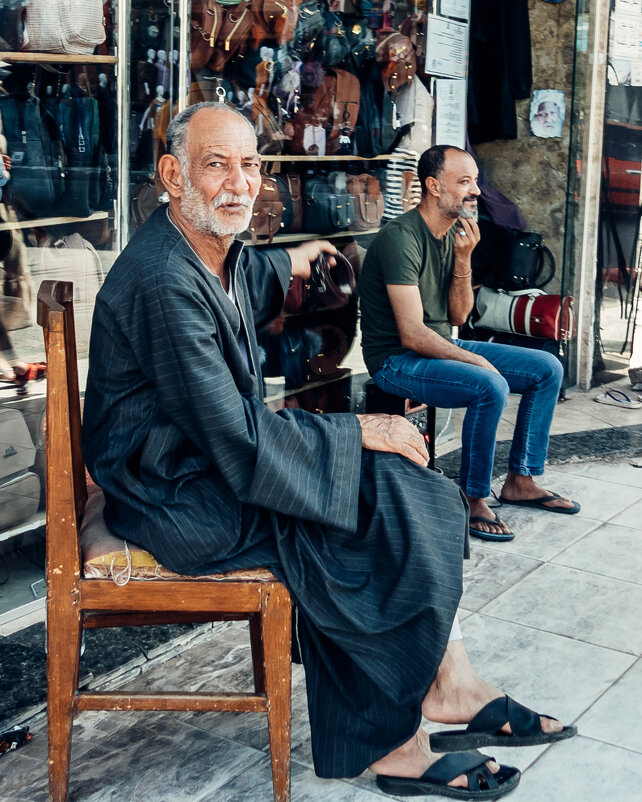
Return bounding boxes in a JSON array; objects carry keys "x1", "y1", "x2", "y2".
[{"x1": 165, "y1": 102, "x2": 256, "y2": 171}]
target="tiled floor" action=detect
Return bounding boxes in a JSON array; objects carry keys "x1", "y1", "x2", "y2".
[{"x1": 2, "y1": 454, "x2": 641, "y2": 801}]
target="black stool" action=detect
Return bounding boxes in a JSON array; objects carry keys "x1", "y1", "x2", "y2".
[{"x1": 364, "y1": 381, "x2": 436, "y2": 471}]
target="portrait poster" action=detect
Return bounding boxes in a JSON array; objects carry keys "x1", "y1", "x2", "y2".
[
  {"x1": 425, "y1": 14, "x2": 468, "y2": 79},
  {"x1": 530, "y1": 89, "x2": 566, "y2": 138},
  {"x1": 434, "y1": 79, "x2": 467, "y2": 149}
]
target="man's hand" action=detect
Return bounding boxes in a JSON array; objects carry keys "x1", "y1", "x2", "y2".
[
  {"x1": 356, "y1": 413, "x2": 429, "y2": 467},
  {"x1": 452, "y1": 216, "x2": 480, "y2": 259},
  {"x1": 286, "y1": 240, "x2": 337, "y2": 278}
]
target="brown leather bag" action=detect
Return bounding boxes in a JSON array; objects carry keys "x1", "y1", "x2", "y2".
[
  {"x1": 207, "y1": 2, "x2": 255, "y2": 73},
  {"x1": 248, "y1": 175, "x2": 284, "y2": 243},
  {"x1": 252, "y1": 60, "x2": 286, "y2": 155},
  {"x1": 347, "y1": 173, "x2": 384, "y2": 231},
  {"x1": 375, "y1": 29, "x2": 416, "y2": 93},
  {"x1": 250, "y1": 0, "x2": 299, "y2": 46},
  {"x1": 289, "y1": 67, "x2": 360, "y2": 155},
  {"x1": 190, "y1": 0, "x2": 223, "y2": 69}
]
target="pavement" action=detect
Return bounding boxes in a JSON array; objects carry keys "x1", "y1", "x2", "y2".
[{"x1": 1, "y1": 371, "x2": 641, "y2": 801}]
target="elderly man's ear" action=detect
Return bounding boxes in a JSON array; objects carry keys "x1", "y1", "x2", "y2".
[{"x1": 158, "y1": 154, "x2": 184, "y2": 198}]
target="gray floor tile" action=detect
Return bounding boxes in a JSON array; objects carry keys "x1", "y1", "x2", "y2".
[
  {"x1": 212, "y1": 758, "x2": 388, "y2": 802},
  {"x1": 482, "y1": 564, "x2": 642, "y2": 654},
  {"x1": 20, "y1": 714, "x2": 266, "y2": 802},
  {"x1": 474, "y1": 506, "x2": 600, "y2": 561},
  {"x1": 610, "y1": 498, "x2": 642, "y2": 529},
  {"x1": 537, "y1": 469, "x2": 642, "y2": 522},
  {"x1": 575, "y1": 659, "x2": 642, "y2": 753},
  {"x1": 458, "y1": 614, "x2": 635, "y2": 770},
  {"x1": 510, "y1": 736, "x2": 642, "y2": 802},
  {"x1": 552, "y1": 522, "x2": 642, "y2": 584},
  {"x1": 551, "y1": 460, "x2": 642, "y2": 487},
  {"x1": 461, "y1": 547, "x2": 541, "y2": 612}
]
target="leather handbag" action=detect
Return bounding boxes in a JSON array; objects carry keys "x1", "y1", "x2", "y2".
[
  {"x1": 190, "y1": 0, "x2": 223, "y2": 70},
  {"x1": 375, "y1": 29, "x2": 416, "y2": 94},
  {"x1": 474, "y1": 287, "x2": 575, "y2": 341},
  {"x1": 284, "y1": 250, "x2": 356, "y2": 314},
  {"x1": 274, "y1": 173, "x2": 303, "y2": 233},
  {"x1": 247, "y1": 176, "x2": 284, "y2": 243},
  {"x1": 302, "y1": 171, "x2": 355, "y2": 234},
  {"x1": 492, "y1": 230, "x2": 556, "y2": 291},
  {"x1": 347, "y1": 173, "x2": 384, "y2": 231}
]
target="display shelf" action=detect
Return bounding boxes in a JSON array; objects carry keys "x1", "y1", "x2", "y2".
[
  {"x1": 248, "y1": 227, "x2": 379, "y2": 245},
  {"x1": 262, "y1": 154, "x2": 391, "y2": 162},
  {"x1": 0, "y1": 211, "x2": 109, "y2": 232},
  {"x1": 0, "y1": 52, "x2": 117, "y2": 64},
  {"x1": 0, "y1": 511, "x2": 46, "y2": 544}
]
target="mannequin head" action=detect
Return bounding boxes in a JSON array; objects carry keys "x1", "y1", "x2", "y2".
[{"x1": 147, "y1": 48, "x2": 155, "y2": 62}]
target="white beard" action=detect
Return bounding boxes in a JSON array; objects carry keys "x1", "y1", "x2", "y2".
[{"x1": 180, "y1": 178, "x2": 253, "y2": 236}]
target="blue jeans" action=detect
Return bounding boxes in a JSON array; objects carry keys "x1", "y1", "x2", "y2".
[{"x1": 373, "y1": 340, "x2": 564, "y2": 498}]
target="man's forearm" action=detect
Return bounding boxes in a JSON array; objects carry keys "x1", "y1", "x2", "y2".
[
  {"x1": 448, "y1": 255, "x2": 475, "y2": 325},
  {"x1": 402, "y1": 324, "x2": 483, "y2": 366}
]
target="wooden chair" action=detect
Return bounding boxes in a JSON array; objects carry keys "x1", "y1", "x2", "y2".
[{"x1": 38, "y1": 280, "x2": 292, "y2": 802}]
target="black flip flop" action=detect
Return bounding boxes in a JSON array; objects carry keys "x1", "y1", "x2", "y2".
[
  {"x1": 496, "y1": 492, "x2": 580, "y2": 515},
  {"x1": 376, "y1": 750, "x2": 521, "y2": 799},
  {"x1": 469, "y1": 512, "x2": 514, "y2": 542},
  {"x1": 430, "y1": 696, "x2": 577, "y2": 752}
]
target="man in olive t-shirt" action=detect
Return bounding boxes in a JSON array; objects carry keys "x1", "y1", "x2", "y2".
[{"x1": 359, "y1": 145, "x2": 579, "y2": 540}]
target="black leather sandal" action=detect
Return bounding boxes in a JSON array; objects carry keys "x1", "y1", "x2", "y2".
[
  {"x1": 430, "y1": 695, "x2": 577, "y2": 752},
  {"x1": 376, "y1": 750, "x2": 521, "y2": 799}
]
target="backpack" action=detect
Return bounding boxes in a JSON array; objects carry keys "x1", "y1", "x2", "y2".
[
  {"x1": 274, "y1": 172, "x2": 303, "y2": 233},
  {"x1": 248, "y1": 175, "x2": 284, "y2": 243},
  {"x1": 375, "y1": 28, "x2": 416, "y2": 94},
  {"x1": 302, "y1": 171, "x2": 355, "y2": 234},
  {"x1": 190, "y1": 0, "x2": 223, "y2": 69},
  {"x1": 0, "y1": 93, "x2": 65, "y2": 218},
  {"x1": 207, "y1": 1, "x2": 255, "y2": 73},
  {"x1": 251, "y1": 0, "x2": 298, "y2": 46},
  {"x1": 290, "y1": 0, "x2": 325, "y2": 59},
  {"x1": 379, "y1": 147, "x2": 421, "y2": 223},
  {"x1": 57, "y1": 94, "x2": 102, "y2": 218},
  {"x1": 355, "y1": 70, "x2": 399, "y2": 157},
  {"x1": 321, "y1": 14, "x2": 375, "y2": 74},
  {"x1": 290, "y1": 67, "x2": 360, "y2": 155},
  {"x1": 252, "y1": 60, "x2": 286, "y2": 154},
  {"x1": 346, "y1": 173, "x2": 384, "y2": 231},
  {"x1": 395, "y1": 77, "x2": 434, "y2": 154},
  {"x1": 22, "y1": 0, "x2": 106, "y2": 55}
]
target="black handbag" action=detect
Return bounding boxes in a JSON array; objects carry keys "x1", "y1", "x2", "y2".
[{"x1": 492, "y1": 230, "x2": 556, "y2": 292}]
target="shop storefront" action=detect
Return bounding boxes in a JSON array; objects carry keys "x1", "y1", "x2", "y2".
[{"x1": 0, "y1": 0, "x2": 620, "y2": 628}]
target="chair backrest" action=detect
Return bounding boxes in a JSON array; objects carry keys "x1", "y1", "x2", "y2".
[{"x1": 37, "y1": 279, "x2": 87, "y2": 580}]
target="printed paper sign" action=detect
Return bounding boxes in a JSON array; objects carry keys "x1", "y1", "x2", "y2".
[
  {"x1": 434, "y1": 79, "x2": 466, "y2": 149},
  {"x1": 425, "y1": 14, "x2": 468, "y2": 79},
  {"x1": 611, "y1": 12, "x2": 640, "y2": 59},
  {"x1": 440, "y1": 0, "x2": 470, "y2": 21}
]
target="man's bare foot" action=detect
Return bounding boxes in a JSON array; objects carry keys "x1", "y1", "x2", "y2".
[
  {"x1": 466, "y1": 497, "x2": 511, "y2": 536},
  {"x1": 500, "y1": 473, "x2": 576, "y2": 511},
  {"x1": 422, "y1": 640, "x2": 563, "y2": 737},
  {"x1": 369, "y1": 727, "x2": 499, "y2": 787}
]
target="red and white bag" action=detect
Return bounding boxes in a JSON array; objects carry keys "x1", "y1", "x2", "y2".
[{"x1": 474, "y1": 287, "x2": 575, "y2": 341}]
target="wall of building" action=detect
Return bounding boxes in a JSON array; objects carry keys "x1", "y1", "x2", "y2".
[{"x1": 475, "y1": 0, "x2": 577, "y2": 294}]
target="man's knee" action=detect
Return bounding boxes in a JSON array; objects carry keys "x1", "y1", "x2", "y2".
[
  {"x1": 540, "y1": 351, "x2": 564, "y2": 388},
  {"x1": 478, "y1": 371, "x2": 510, "y2": 408}
]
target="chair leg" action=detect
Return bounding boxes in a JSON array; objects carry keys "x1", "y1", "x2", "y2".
[
  {"x1": 47, "y1": 603, "x2": 82, "y2": 802},
  {"x1": 249, "y1": 613, "x2": 266, "y2": 693},
  {"x1": 261, "y1": 582, "x2": 292, "y2": 802}
]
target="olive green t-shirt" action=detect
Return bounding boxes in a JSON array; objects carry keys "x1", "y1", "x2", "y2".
[{"x1": 358, "y1": 208, "x2": 455, "y2": 375}]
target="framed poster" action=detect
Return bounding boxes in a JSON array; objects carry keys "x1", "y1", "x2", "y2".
[{"x1": 425, "y1": 14, "x2": 468, "y2": 79}]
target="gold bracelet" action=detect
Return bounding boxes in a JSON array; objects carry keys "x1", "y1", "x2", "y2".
[{"x1": 452, "y1": 271, "x2": 472, "y2": 278}]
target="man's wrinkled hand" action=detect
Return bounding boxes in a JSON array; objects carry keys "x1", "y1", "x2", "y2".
[
  {"x1": 286, "y1": 239, "x2": 337, "y2": 278},
  {"x1": 356, "y1": 413, "x2": 429, "y2": 467}
]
